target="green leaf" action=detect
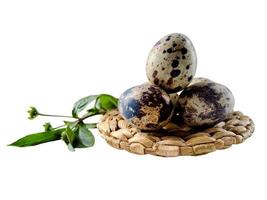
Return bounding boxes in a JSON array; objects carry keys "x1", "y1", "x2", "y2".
[
  {"x1": 61, "y1": 132, "x2": 69, "y2": 146},
  {"x1": 8, "y1": 129, "x2": 64, "y2": 147},
  {"x1": 72, "y1": 95, "x2": 98, "y2": 118},
  {"x1": 85, "y1": 123, "x2": 97, "y2": 129},
  {"x1": 64, "y1": 121, "x2": 78, "y2": 129},
  {"x1": 74, "y1": 124, "x2": 95, "y2": 148},
  {"x1": 65, "y1": 126, "x2": 76, "y2": 151},
  {"x1": 94, "y1": 94, "x2": 118, "y2": 111},
  {"x1": 67, "y1": 143, "x2": 75, "y2": 151},
  {"x1": 86, "y1": 107, "x2": 100, "y2": 115}
]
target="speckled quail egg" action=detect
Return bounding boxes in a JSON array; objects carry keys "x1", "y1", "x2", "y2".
[
  {"x1": 118, "y1": 83, "x2": 174, "y2": 131},
  {"x1": 178, "y1": 79, "x2": 235, "y2": 127},
  {"x1": 189, "y1": 77, "x2": 212, "y2": 86},
  {"x1": 146, "y1": 33, "x2": 197, "y2": 93},
  {"x1": 169, "y1": 93, "x2": 179, "y2": 107}
]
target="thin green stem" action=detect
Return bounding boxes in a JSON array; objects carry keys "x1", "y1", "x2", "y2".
[
  {"x1": 53, "y1": 124, "x2": 66, "y2": 129},
  {"x1": 78, "y1": 110, "x2": 104, "y2": 122},
  {"x1": 40, "y1": 109, "x2": 104, "y2": 133},
  {"x1": 52, "y1": 111, "x2": 101, "y2": 130},
  {"x1": 38, "y1": 113, "x2": 75, "y2": 119}
]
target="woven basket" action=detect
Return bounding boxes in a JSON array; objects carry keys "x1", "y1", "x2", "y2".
[{"x1": 97, "y1": 109, "x2": 254, "y2": 157}]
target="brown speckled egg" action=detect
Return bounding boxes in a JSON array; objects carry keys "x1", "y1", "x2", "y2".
[
  {"x1": 118, "y1": 83, "x2": 174, "y2": 131},
  {"x1": 189, "y1": 77, "x2": 212, "y2": 86},
  {"x1": 146, "y1": 33, "x2": 197, "y2": 93},
  {"x1": 169, "y1": 93, "x2": 179, "y2": 107},
  {"x1": 178, "y1": 79, "x2": 235, "y2": 127}
]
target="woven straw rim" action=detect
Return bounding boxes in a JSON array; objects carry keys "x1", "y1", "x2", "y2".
[{"x1": 97, "y1": 110, "x2": 254, "y2": 157}]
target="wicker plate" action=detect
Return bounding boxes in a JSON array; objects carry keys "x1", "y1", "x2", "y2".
[{"x1": 97, "y1": 110, "x2": 255, "y2": 157}]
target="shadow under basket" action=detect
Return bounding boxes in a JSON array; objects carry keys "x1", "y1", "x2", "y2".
[{"x1": 97, "y1": 110, "x2": 255, "y2": 157}]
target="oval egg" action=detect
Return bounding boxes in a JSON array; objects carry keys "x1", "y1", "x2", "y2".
[
  {"x1": 146, "y1": 33, "x2": 197, "y2": 93},
  {"x1": 178, "y1": 79, "x2": 235, "y2": 127},
  {"x1": 118, "y1": 83, "x2": 174, "y2": 131}
]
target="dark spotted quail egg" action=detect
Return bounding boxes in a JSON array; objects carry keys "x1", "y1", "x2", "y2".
[
  {"x1": 189, "y1": 77, "x2": 212, "y2": 86},
  {"x1": 118, "y1": 83, "x2": 174, "y2": 131},
  {"x1": 146, "y1": 33, "x2": 197, "y2": 93},
  {"x1": 169, "y1": 93, "x2": 179, "y2": 107},
  {"x1": 178, "y1": 79, "x2": 235, "y2": 127}
]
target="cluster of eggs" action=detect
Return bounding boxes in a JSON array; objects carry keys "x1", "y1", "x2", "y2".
[{"x1": 118, "y1": 33, "x2": 235, "y2": 131}]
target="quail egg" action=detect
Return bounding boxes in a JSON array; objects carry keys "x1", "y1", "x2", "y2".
[
  {"x1": 189, "y1": 77, "x2": 212, "y2": 86},
  {"x1": 118, "y1": 83, "x2": 174, "y2": 131},
  {"x1": 178, "y1": 79, "x2": 235, "y2": 127},
  {"x1": 169, "y1": 93, "x2": 179, "y2": 107},
  {"x1": 146, "y1": 33, "x2": 197, "y2": 93}
]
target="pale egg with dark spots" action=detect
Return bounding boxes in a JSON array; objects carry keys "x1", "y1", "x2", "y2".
[
  {"x1": 178, "y1": 79, "x2": 235, "y2": 127},
  {"x1": 189, "y1": 77, "x2": 212, "y2": 86},
  {"x1": 146, "y1": 33, "x2": 197, "y2": 93},
  {"x1": 118, "y1": 83, "x2": 174, "y2": 131},
  {"x1": 169, "y1": 93, "x2": 179, "y2": 107}
]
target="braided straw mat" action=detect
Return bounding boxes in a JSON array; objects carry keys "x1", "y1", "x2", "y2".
[{"x1": 97, "y1": 110, "x2": 255, "y2": 157}]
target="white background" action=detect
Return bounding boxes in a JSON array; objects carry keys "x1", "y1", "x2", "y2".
[{"x1": 0, "y1": 0, "x2": 266, "y2": 199}]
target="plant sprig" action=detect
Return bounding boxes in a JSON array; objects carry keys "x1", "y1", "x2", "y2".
[{"x1": 9, "y1": 94, "x2": 118, "y2": 151}]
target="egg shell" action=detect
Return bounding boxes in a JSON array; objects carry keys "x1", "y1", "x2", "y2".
[
  {"x1": 146, "y1": 33, "x2": 197, "y2": 93},
  {"x1": 118, "y1": 83, "x2": 174, "y2": 131},
  {"x1": 189, "y1": 77, "x2": 212, "y2": 86},
  {"x1": 169, "y1": 93, "x2": 179, "y2": 107},
  {"x1": 178, "y1": 79, "x2": 235, "y2": 127}
]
